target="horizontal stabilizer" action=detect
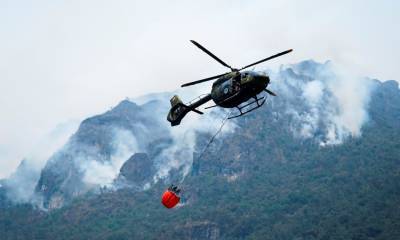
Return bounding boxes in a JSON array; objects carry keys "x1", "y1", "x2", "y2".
[
  {"x1": 190, "y1": 108, "x2": 203, "y2": 114},
  {"x1": 264, "y1": 89, "x2": 277, "y2": 96},
  {"x1": 167, "y1": 94, "x2": 211, "y2": 126}
]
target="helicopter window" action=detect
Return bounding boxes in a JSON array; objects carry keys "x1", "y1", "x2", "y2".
[
  {"x1": 223, "y1": 87, "x2": 229, "y2": 94},
  {"x1": 219, "y1": 79, "x2": 232, "y2": 96}
]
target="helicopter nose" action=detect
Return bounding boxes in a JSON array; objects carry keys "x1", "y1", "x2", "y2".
[
  {"x1": 264, "y1": 75, "x2": 270, "y2": 84},
  {"x1": 255, "y1": 75, "x2": 269, "y2": 86}
]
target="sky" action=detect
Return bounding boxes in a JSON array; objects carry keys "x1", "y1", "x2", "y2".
[{"x1": 0, "y1": 0, "x2": 399, "y2": 178}]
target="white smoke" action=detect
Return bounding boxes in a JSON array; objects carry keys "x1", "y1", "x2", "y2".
[
  {"x1": 133, "y1": 89, "x2": 237, "y2": 184},
  {"x1": 70, "y1": 90, "x2": 237, "y2": 190},
  {"x1": 274, "y1": 61, "x2": 373, "y2": 145},
  {"x1": 79, "y1": 128, "x2": 139, "y2": 188},
  {"x1": 154, "y1": 108, "x2": 237, "y2": 182},
  {"x1": 3, "y1": 120, "x2": 79, "y2": 203}
]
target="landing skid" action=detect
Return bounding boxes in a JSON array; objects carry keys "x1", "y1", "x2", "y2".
[
  {"x1": 228, "y1": 94, "x2": 267, "y2": 119},
  {"x1": 204, "y1": 104, "x2": 217, "y2": 109}
]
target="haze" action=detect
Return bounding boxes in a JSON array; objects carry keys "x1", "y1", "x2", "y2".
[{"x1": 0, "y1": 0, "x2": 399, "y2": 178}]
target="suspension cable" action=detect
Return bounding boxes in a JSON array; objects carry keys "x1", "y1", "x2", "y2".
[
  {"x1": 178, "y1": 110, "x2": 233, "y2": 185},
  {"x1": 196, "y1": 110, "x2": 233, "y2": 161}
]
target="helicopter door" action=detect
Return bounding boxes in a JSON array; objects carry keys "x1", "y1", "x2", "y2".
[{"x1": 211, "y1": 79, "x2": 233, "y2": 103}]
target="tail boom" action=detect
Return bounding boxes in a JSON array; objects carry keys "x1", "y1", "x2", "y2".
[{"x1": 167, "y1": 94, "x2": 211, "y2": 126}]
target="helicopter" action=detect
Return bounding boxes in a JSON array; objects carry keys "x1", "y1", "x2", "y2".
[{"x1": 167, "y1": 40, "x2": 292, "y2": 126}]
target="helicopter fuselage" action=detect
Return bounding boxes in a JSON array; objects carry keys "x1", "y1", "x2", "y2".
[
  {"x1": 166, "y1": 40, "x2": 291, "y2": 126},
  {"x1": 211, "y1": 71, "x2": 269, "y2": 108}
]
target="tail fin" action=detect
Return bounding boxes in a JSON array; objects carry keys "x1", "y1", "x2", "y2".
[{"x1": 167, "y1": 95, "x2": 203, "y2": 126}]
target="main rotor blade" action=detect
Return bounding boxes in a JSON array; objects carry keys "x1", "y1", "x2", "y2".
[
  {"x1": 240, "y1": 49, "x2": 293, "y2": 71},
  {"x1": 190, "y1": 40, "x2": 234, "y2": 70},
  {"x1": 181, "y1": 72, "x2": 228, "y2": 87}
]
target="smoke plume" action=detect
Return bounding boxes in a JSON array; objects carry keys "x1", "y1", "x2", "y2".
[{"x1": 272, "y1": 60, "x2": 373, "y2": 145}]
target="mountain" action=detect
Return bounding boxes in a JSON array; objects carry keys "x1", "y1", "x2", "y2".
[
  {"x1": 114, "y1": 152, "x2": 156, "y2": 189},
  {"x1": 34, "y1": 99, "x2": 171, "y2": 209},
  {"x1": 1, "y1": 60, "x2": 399, "y2": 239}
]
